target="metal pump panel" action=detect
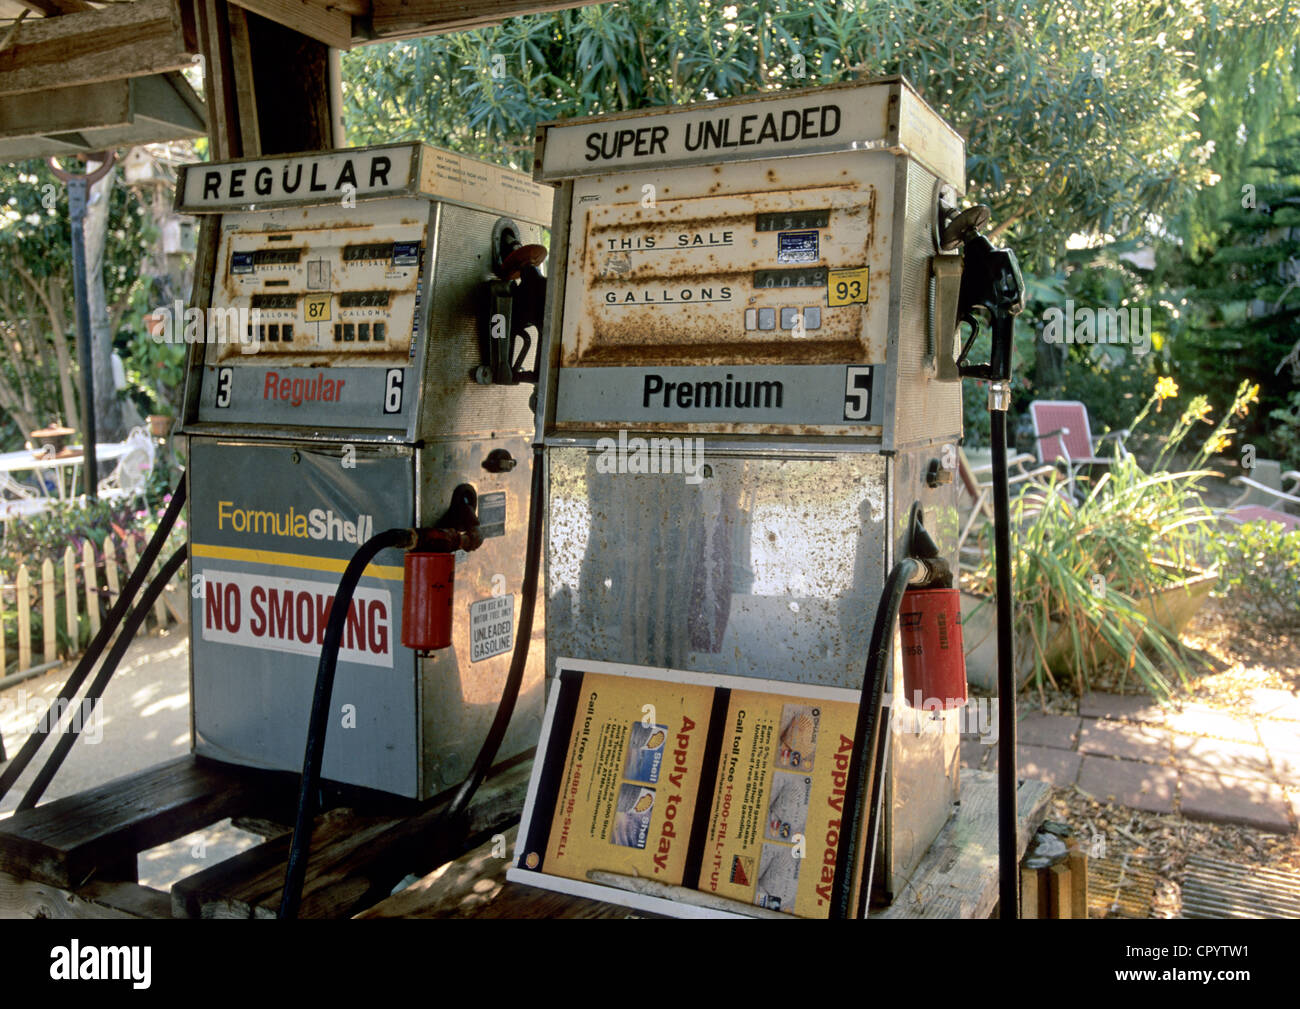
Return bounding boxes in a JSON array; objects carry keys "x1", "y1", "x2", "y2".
[
  {"x1": 177, "y1": 144, "x2": 552, "y2": 799},
  {"x1": 533, "y1": 77, "x2": 966, "y2": 901}
]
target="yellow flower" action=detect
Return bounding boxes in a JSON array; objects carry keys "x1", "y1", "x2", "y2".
[
  {"x1": 1235, "y1": 382, "x2": 1260, "y2": 418},
  {"x1": 1206, "y1": 433, "x2": 1231, "y2": 455},
  {"x1": 1155, "y1": 377, "x2": 1179, "y2": 400}
]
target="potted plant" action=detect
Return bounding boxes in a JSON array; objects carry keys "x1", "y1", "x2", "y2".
[{"x1": 961, "y1": 379, "x2": 1258, "y2": 701}]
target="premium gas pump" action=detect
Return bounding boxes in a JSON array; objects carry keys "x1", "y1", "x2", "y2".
[
  {"x1": 175, "y1": 144, "x2": 551, "y2": 801},
  {"x1": 520, "y1": 77, "x2": 995, "y2": 913}
]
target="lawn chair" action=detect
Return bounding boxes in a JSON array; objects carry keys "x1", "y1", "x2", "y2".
[
  {"x1": 956, "y1": 447, "x2": 1058, "y2": 568},
  {"x1": 97, "y1": 427, "x2": 156, "y2": 504},
  {"x1": 1219, "y1": 459, "x2": 1300, "y2": 532},
  {"x1": 1028, "y1": 399, "x2": 1130, "y2": 499}
]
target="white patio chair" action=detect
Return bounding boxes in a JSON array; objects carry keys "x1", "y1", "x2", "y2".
[{"x1": 97, "y1": 428, "x2": 156, "y2": 504}]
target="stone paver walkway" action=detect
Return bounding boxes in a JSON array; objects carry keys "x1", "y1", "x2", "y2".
[{"x1": 962, "y1": 690, "x2": 1300, "y2": 833}]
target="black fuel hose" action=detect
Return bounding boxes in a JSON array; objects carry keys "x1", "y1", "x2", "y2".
[
  {"x1": 439, "y1": 444, "x2": 544, "y2": 826},
  {"x1": 16, "y1": 545, "x2": 189, "y2": 811},
  {"x1": 279, "y1": 526, "x2": 414, "y2": 920},
  {"x1": 0, "y1": 478, "x2": 186, "y2": 804},
  {"x1": 828, "y1": 555, "x2": 922, "y2": 919},
  {"x1": 278, "y1": 449, "x2": 543, "y2": 916},
  {"x1": 991, "y1": 408, "x2": 1018, "y2": 917}
]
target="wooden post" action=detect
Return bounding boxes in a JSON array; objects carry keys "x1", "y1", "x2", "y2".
[
  {"x1": 16, "y1": 564, "x2": 31, "y2": 672},
  {"x1": 1048, "y1": 863, "x2": 1073, "y2": 919},
  {"x1": 103, "y1": 536, "x2": 120, "y2": 612},
  {"x1": 63, "y1": 546, "x2": 78, "y2": 655},
  {"x1": 41, "y1": 558, "x2": 56, "y2": 666},
  {"x1": 1020, "y1": 867, "x2": 1039, "y2": 920},
  {"x1": 244, "y1": 10, "x2": 335, "y2": 155},
  {"x1": 82, "y1": 540, "x2": 100, "y2": 638},
  {"x1": 1068, "y1": 848, "x2": 1088, "y2": 919},
  {"x1": 0, "y1": 567, "x2": 7, "y2": 674}
]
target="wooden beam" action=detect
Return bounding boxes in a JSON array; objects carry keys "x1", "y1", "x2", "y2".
[
  {"x1": 227, "y1": 4, "x2": 262, "y2": 155},
  {"x1": 230, "y1": 0, "x2": 353, "y2": 50},
  {"x1": 0, "y1": 0, "x2": 192, "y2": 97},
  {"x1": 245, "y1": 8, "x2": 334, "y2": 154},
  {"x1": 369, "y1": 0, "x2": 603, "y2": 40},
  {"x1": 0, "y1": 870, "x2": 171, "y2": 919},
  {"x1": 196, "y1": 0, "x2": 238, "y2": 159},
  {"x1": 12, "y1": 0, "x2": 97, "y2": 16}
]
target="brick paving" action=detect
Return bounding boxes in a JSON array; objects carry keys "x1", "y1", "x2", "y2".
[{"x1": 958, "y1": 690, "x2": 1300, "y2": 833}]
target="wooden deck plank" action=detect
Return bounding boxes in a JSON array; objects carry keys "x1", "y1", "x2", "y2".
[
  {"x1": 172, "y1": 759, "x2": 535, "y2": 919},
  {"x1": 0, "y1": 869, "x2": 172, "y2": 919},
  {"x1": 871, "y1": 770, "x2": 1052, "y2": 919},
  {"x1": 0, "y1": 755, "x2": 292, "y2": 889},
  {"x1": 359, "y1": 768, "x2": 1050, "y2": 919},
  {"x1": 357, "y1": 827, "x2": 648, "y2": 919}
]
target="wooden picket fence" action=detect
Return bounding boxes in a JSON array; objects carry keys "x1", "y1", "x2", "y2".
[{"x1": 0, "y1": 534, "x2": 185, "y2": 679}]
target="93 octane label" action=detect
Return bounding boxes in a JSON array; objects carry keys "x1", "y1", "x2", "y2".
[
  {"x1": 469, "y1": 595, "x2": 514, "y2": 662},
  {"x1": 827, "y1": 267, "x2": 869, "y2": 306}
]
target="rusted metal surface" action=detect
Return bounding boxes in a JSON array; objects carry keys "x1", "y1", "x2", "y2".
[
  {"x1": 562, "y1": 185, "x2": 885, "y2": 368},
  {"x1": 212, "y1": 200, "x2": 426, "y2": 367},
  {"x1": 544, "y1": 446, "x2": 889, "y2": 687}
]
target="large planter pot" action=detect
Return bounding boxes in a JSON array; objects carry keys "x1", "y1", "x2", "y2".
[{"x1": 961, "y1": 567, "x2": 1217, "y2": 693}]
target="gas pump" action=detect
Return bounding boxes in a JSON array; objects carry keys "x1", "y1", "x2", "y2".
[
  {"x1": 175, "y1": 144, "x2": 551, "y2": 803},
  {"x1": 511, "y1": 76, "x2": 1025, "y2": 917}
]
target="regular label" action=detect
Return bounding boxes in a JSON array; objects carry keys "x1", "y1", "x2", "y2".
[{"x1": 469, "y1": 595, "x2": 514, "y2": 662}]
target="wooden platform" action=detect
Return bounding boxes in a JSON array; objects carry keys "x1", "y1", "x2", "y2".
[
  {"x1": 0, "y1": 757, "x2": 1051, "y2": 919},
  {"x1": 0, "y1": 754, "x2": 532, "y2": 919},
  {"x1": 360, "y1": 769, "x2": 1052, "y2": 919}
]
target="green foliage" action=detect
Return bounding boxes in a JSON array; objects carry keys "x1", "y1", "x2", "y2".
[
  {"x1": 1212, "y1": 520, "x2": 1300, "y2": 632},
  {"x1": 1179, "y1": 116, "x2": 1300, "y2": 462},
  {"x1": 2, "y1": 496, "x2": 141, "y2": 566},
  {"x1": 965, "y1": 382, "x2": 1257, "y2": 698},
  {"x1": 1267, "y1": 390, "x2": 1300, "y2": 471},
  {"x1": 0, "y1": 158, "x2": 154, "y2": 438},
  {"x1": 341, "y1": 0, "x2": 1289, "y2": 274}
]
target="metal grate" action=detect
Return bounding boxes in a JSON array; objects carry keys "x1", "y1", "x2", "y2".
[
  {"x1": 1088, "y1": 854, "x2": 1158, "y2": 918},
  {"x1": 1182, "y1": 855, "x2": 1300, "y2": 919}
]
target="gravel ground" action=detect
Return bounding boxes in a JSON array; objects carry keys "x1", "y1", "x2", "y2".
[{"x1": 1029, "y1": 599, "x2": 1300, "y2": 917}]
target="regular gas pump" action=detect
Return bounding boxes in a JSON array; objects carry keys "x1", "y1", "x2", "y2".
[
  {"x1": 508, "y1": 76, "x2": 1025, "y2": 918},
  {"x1": 175, "y1": 144, "x2": 552, "y2": 812}
]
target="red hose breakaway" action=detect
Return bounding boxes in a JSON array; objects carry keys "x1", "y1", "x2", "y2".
[
  {"x1": 899, "y1": 587, "x2": 967, "y2": 709},
  {"x1": 402, "y1": 552, "x2": 455, "y2": 651}
]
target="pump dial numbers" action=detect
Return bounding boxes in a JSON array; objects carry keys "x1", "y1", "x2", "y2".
[
  {"x1": 843, "y1": 366, "x2": 872, "y2": 421},
  {"x1": 383, "y1": 369, "x2": 404, "y2": 414},
  {"x1": 214, "y1": 367, "x2": 233, "y2": 408},
  {"x1": 827, "y1": 267, "x2": 869, "y2": 307}
]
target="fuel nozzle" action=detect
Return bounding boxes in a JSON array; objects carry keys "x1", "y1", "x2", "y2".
[
  {"x1": 477, "y1": 218, "x2": 548, "y2": 386},
  {"x1": 936, "y1": 201, "x2": 1026, "y2": 388}
]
